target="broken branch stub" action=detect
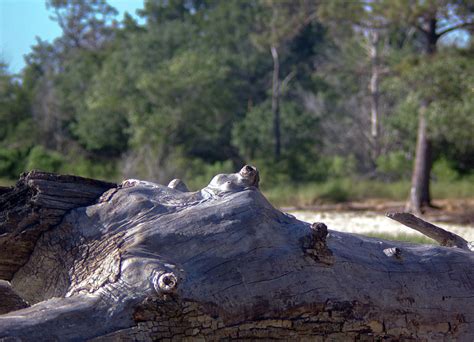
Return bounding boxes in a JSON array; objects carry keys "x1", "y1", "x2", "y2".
[
  {"x1": 167, "y1": 179, "x2": 189, "y2": 192},
  {"x1": 383, "y1": 247, "x2": 402, "y2": 259},
  {"x1": 302, "y1": 222, "x2": 334, "y2": 265},
  {"x1": 386, "y1": 212, "x2": 471, "y2": 251},
  {"x1": 152, "y1": 272, "x2": 178, "y2": 294}
]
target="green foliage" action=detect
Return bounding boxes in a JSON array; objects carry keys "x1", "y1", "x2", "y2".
[
  {"x1": 385, "y1": 49, "x2": 474, "y2": 176},
  {"x1": 26, "y1": 146, "x2": 64, "y2": 173},
  {"x1": 232, "y1": 101, "x2": 273, "y2": 161},
  {"x1": 0, "y1": 0, "x2": 472, "y2": 209},
  {"x1": 376, "y1": 151, "x2": 411, "y2": 180},
  {"x1": 60, "y1": 155, "x2": 118, "y2": 180},
  {"x1": 233, "y1": 100, "x2": 321, "y2": 182},
  {"x1": 0, "y1": 63, "x2": 33, "y2": 145},
  {"x1": 264, "y1": 177, "x2": 474, "y2": 208},
  {"x1": 431, "y1": 176, "x2": 474, "y2": 199},
  {"x1": 432, "y1": 158, "x2": 459, "y2": 182},
  {"x1": 0, "y1": 149, "x2": 16, "y2": 176},
  {"x1": 72, "y1": 106, "x2": 129, "y2": 155},
  {"x1": 319, "y1": 180, "x2": 350, "y2": 203},
  {"x1": 427, "y1": 52, "x2": 474, "y2": 173},
  {"x1": 328, "y1": 155, "x2": 357, "y2": 179},
  {"x1": 47, "y1": 0, "x2": 118, "y2": 50},
  {"x1": 0, "y1": 148, "x2": 28, "y2": 179}
]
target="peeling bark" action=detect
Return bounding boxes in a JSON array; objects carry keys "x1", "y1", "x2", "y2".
[{"x1": 0, "y1": 167, "x2": 473, "y2": 341}]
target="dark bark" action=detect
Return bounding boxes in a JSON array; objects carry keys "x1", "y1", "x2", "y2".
[{"x1": 425, "y1": 18, "x2": 439, "y2": 55}]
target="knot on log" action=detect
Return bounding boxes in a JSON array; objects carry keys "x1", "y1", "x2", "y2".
[
  {"x1": 168, "y1": 179, "x2": 189, "y2": 192},
  {"x1": 153, "y1": 272, "x2": 178, "y2": 294},
  {"x1": 98, "y1": 187, "x2": 118, "y2": 203},
  {"x1": 121, "y1": 179, "x2": 141, "y2": 188},
  {"x1": 239, "y1": 164, "x2": 259, "y2": 188},
  {"x1": 302, "y1": 222, "x2": 334, "y2": 265},
  {"x1": 312, "y1": 222, "x2": 328, "y2": 240},
  {"x1": 383, "y1": 247, "x2": 402, "y2": 260}
]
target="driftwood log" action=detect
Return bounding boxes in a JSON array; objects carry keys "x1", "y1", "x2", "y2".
[{"x1": 0, "y1": 167, "x2": 473, "y2": 341}]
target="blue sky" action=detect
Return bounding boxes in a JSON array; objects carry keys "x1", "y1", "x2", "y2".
[
  {"x1": 0, "y1": 0, "x2": 144, "y2": 74},
  {"x1": 1, "y1": 1, "x2": 470, "y2": 74}
]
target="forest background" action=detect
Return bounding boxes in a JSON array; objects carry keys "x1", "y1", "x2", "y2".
[{"x1": 1, "y1": 0, "x2": 473, "y2": 211}]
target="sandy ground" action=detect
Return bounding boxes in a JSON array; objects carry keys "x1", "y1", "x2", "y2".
[{"x1": 288, "y1": 210, "x2": 474, "y2": 242}]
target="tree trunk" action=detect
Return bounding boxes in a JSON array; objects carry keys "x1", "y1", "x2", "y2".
[
  {"x1": 406, "y1": 106, "x2": 432, "y2": 213},
  {"x1": 368, "y1": 30, "x2": 381, "y2": 163},
  {"x1": 1, "y1": 170, "x2": 473, "y2": 341},
  {"x1": 271, "y1": 45, "x2": 281, "y2": 161},
  {"x1": 406, "y1": 17, "x2": 439, "y2": 213}
]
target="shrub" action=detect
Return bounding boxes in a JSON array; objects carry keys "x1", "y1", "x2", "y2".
[
  {"x1": 0, "y1": 148, "x2": 28, "y2": 178},
  {"x1": 328, "y1": 155, "x2": 357, "y2": 179},
  {"x1": 432, "y1": 157, "x2": 459, "y2": 182},
  {"x1": 319, "y1": 180, "x2": 350, "y2": 202},
  {"x1": 61, "y1": 156, "x2": 118, "y2": 181},
  {"x1": 376, "y1": 151, "x2": 411, "y2": 180},
  {"x1": 26, "y1": 146, "x2": 64, "y2": 173}
]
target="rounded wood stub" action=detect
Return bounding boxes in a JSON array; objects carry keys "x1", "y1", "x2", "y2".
[{"x1": 153, "y1": 272, "x2": 178, "y2": 294}]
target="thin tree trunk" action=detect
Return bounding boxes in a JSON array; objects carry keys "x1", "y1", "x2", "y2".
[
  {"x1": 368, "y1": 30, "x2": 380, "y2": 162},
  {"x1": 406, "y1": 17, "x2": 438, "y2": 213},
  {"x1": 271, "y1": 45, "x2": 281, "y2": 161},
  {"x1": 406, "y1": 104, "x2": 432, "y2": 213}
]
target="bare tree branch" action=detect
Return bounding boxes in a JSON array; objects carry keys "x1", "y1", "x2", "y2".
[
  {"x1": 414, "y1": 23, "x2": 429, "y2": 35},
  {"x1": 437, "y1": 22, "x2": 474, "y2": 37},
  {"x1": 386, "y1": 212, "x2": 472, "y2": 251},
  {"x1": 280, "y1": 70, "x2": 296, "y2": 93}
]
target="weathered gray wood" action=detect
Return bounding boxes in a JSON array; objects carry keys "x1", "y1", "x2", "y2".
[
  {"x1": 0, "y1": 170, "x2": 115, "y2": 280},
  {"x1": 0, "y1": 280, "x2": 28, "y2": 314},
  {"x1": 0, "y1": 166, "x2": 473, "y2": 341},
  {"x1": 386, "y1": 211, "x2": 471, "y2": 250}
]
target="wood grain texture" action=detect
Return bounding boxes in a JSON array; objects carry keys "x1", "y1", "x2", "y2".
[
  {"x1": 0, "y1": 280, "x2": 28, "y2": 314},
  {"x1": 0, "y1": 170, "x2": 115, "y2": 280},
  {"x1": 0, "y1": 167, "x2": 473, "y2": 341}
]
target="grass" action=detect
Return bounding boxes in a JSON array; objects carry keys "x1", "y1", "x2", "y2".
[
  {"x1": 262, "y1": 177, "x2": 474, "y2": 208},
  {"x1": 431, "y1": 178, "x2": 474, "y2": 199},
  {"x1": 0, "y1": 178, "x2": 15, "y2": 187},
  {"x1": 361, "y1": 232, "x2": 436, "y2": 245}
]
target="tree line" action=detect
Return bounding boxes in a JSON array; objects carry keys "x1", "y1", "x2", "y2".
[{"x1": 0, "y1": 0, "x2": 473, "y2": 212}]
